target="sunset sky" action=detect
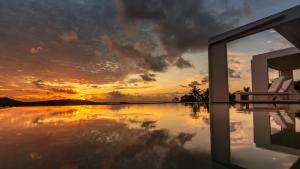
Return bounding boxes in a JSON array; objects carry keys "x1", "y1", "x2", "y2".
[{"x1": 0, "y1": 0, "x2": 300, "y2": 102}]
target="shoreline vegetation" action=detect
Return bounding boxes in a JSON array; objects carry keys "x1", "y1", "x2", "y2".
[
  {"x1": 0, "y1": 97, "x2": 186, "y2": 108},
  {"x1": 2, "y1": 81, "x2": 299, "y2": 107},
  {"x1": 0, "y1": 81, "x2": 208, "y2": 107}
]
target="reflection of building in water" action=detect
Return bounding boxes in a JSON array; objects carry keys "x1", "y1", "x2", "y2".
[
  {"x1": 253, "y1": 105, "x2": 300, "y2": 156},
  {"x1": 210, "y1": 104, "x2": 247, "y2": 169},
  {"x1": 252, "y1": 105, "x2": 300, "y2": 168},
  {"x1": 210, "y1": 103, "x2": 300, "y2": 169}
]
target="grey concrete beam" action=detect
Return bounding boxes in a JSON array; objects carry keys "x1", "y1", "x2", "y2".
[{"x1": 209, "y1": 5, "x2": 300, "y2": 45}]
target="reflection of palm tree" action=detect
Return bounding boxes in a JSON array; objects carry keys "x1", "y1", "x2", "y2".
[
  {"x1": 191, "y1": 103, "x2": 200, "y2": 119},
  {"x1": 184, "y1": 103, "x2": 201, "y2": 119}
]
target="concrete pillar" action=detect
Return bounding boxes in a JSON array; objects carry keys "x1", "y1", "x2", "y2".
[
  {"x1": 209, "y1": 42, "x2": 229, "y2": 103},
  {"x1": 253, "y1": 108, "x2": 271, "y2": 146},
  {"x1": 210, "y1": 104, "x2": 231, "y2": 165},
  {"x1": 251, "y1": 57, "x2": 269, "y2": 92}
]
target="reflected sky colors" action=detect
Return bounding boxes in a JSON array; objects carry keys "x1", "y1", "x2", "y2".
[
  {"x1": 229, "y1": 105, "x2": 300, "y2": 169},
  {"x1": 0, "y1": 104, "x2": 211, "y2": 169},
  {"x1": 1, "y1": 104, "x2": 300, "y2": 168}
]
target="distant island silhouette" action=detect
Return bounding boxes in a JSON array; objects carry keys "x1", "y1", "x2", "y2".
[{"x1": 0, "y1": 97, "x2": 175, "y2": 107}]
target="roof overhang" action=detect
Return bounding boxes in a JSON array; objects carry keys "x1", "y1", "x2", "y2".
[
  {"x1": 253, "y1": 47, "x2": 300, "y2": 71},
  {"x1": 209, "y1": 5, "x2": 300, "y2": 48}
]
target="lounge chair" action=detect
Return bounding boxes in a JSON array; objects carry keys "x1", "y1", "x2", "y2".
[
  {"x1": 270, "y1": 111, "x2": 295, "y2": 129},
  {"x1": 235, "y1": 77, "x2": 298, "y2": 102},
  {"x1": 282, "y1": 112, "x2": 294, "y2": 124},
  {"x1": 270, "y1": 112, "x2": 288, "y2": 129}
]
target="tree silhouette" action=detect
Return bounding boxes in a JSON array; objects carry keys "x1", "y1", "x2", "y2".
[
  {"x1": 189, "y1": 81, "x2": 201, "y2": 101},
  {"x1": 243, "y1": 86, "x2": 250, "y2": 92},
  {"x1": 180, "y1": 81, "x2": 205, "y2": 102}
]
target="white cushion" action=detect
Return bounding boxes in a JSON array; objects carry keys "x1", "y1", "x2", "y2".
[
  {"x1": 268, "y1": 76, "x2": 285, "y2": 92},
  {"x1": 279, "y1": 79, "x2": 293, "y2": 92}
]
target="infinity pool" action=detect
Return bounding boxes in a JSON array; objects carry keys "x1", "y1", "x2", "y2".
[{"x1": 0, "y1": 103, "x2": 299, "y2": 169}]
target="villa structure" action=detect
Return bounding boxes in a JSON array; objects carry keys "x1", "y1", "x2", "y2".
[{"x1": 208, "y1": 5, "x2": 300, "y2": 103}]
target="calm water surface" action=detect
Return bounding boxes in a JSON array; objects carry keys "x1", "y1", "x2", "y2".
[{"x1": 0, "y1": 103, "x2": 300, "y2": 169}]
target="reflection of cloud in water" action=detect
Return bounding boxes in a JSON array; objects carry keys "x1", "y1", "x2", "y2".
[
  {"x1": 230, "y1": 122, "x2": 246, "y2": 143},
  {"x1": 0, "y1": 104, "x2": 210, "y2": 131},
  {"x1": 0, "y1": 104, "x2": 212, "y2": 169},
  {"x1": 141, "y1": 120, "x2": 157, "y2": 129},
  {"x1": 31, "y1": 109, "x2": 77, "y2": 124},
  {"x1": 0, "y1": 118, "x2": 212, "y2": 169}
]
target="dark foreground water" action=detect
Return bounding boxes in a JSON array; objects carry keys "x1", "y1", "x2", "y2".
[{"x1": 0, "y1": 103, "x2": 299, "y2": 169}]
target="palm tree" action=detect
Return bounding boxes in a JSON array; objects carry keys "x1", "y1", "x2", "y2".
[
  {"x1": 242, "y1": 86, "x2": 250, "y2": 100},
  {"x1": 180, "y1": 81, "x2": 208, "y2": 102},
  {"x1": 188, "y1": 81, "x2": 201, "y2": 102},
  {"x1": 243, "y1": 86, "x2": 250, "y2": 92}
]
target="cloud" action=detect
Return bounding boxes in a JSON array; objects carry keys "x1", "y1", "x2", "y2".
[
  {"x1": 60, "y1": 31, "x2": 79, "y2": 42},
  {"x1": 32, "y1": 80, "x2": 46, "y2": 88},
  {"x1": 118, "y1": 0, "x2": 250, "y2": 55},
  {"x1": 106, "y1": 91, "x2": 132, "y2": 101},
  {"x1": 228, "y1": 58, "x2": 242, "y2": 79},
  {"x1": 30, "y1": 46, "x2": 43, "y2": 54},
  {"x1": 114, "y1": 85, "x2": 153, "y2": 90},
  {"x1": 179, "y1": 85, "x2": 188, "y2": 88},
  {"x1": 126, "y1": 78, "x2": 143, "y2": 84},
  {"x1": 228, "y1": 68, "x2": 241, "y2": 79},
  {"x1": 201, "y1": 76, "x2": 209, "y2": 84},
  {"x1": 0, "y1": 0, "x2": 251, "y2": 88},
  {"x1": 229, "y1": 59, "x2": 241, "y2": 65},
  {"x1": 30, "y1": 41, "x2": 45, "y2": 54},
  {"x1": 47, "y1": 88, "x2": 78, "y2": 95},
  {"x1": 105, "y1": 90, "x2": 177, "y2": 102},
  {"x1": 140, "y1": 73, "x2": 156, "y2": 82},
  {"x1": 175, "y1": 57, "x2": 193, "y2": 69},
  {"x1": 110, "y1": 40, "x2": 169, "y2": 73},
  {"x1": 32, "y1": 80, "x2": 78, "y2": 95},
  {"x1": 2, "y1": 0, "x2": 296, "y2": 101}
]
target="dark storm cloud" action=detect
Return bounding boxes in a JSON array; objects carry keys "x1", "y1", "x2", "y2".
[
  {"x1": 110, "y1": 40, "x2": 169, "y2": 73},
  {"x1": 119, "y1": 0, "x2": 250, "y2": 54}
]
